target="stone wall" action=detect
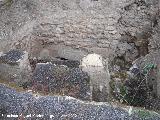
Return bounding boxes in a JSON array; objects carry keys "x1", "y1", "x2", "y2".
[
  {"x1": 0, "y1": 0, "x2": 121, "y2": 59},
  {"x1": 0, "y1": 0, "x2": 159, "y2": 60},
  {"x1": 0, "y1": 0, "x2": 159, "y2": 102}
]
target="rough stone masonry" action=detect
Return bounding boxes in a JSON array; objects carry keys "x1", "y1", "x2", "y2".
[
  {"x1": 0, "y1": 0, "x2": 160, "y2": 99},
  {"x1": 0, "y1": 0, "x2": 122, "y2": 59},
  {"x1": 0, "y1": 0, "x2": 159, "y2": 59}
]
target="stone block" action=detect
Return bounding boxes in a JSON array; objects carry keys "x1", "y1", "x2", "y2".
[
  {"x1": 81, "y1": 53, "x2": 110, "y2": 102},
  {"x1": 32, "y1": 62, "x2": 91, "y2": 100},
  {"x1": 0, "y1": 49, "x2": 31, "y2": 85}
]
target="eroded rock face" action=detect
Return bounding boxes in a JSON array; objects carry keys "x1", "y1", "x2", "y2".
[
  {"x1": 109, "y1": 49, "x2": 160, "y2": 110},
  {"x1": 133, "y1": 50, "x2": 160, "y2": 98}
]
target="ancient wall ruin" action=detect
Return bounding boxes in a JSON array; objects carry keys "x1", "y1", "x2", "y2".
[{"x1": 0, "y1": 0, "x2": 160, "y2": 105}]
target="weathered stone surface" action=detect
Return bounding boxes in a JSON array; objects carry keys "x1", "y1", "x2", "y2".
[
  {"x1": 81, "y1": 53, "x2": 104, "y2": 67},
  {"x1": 0, "y1": 0, "x2": 158, "y2": 69},
  {"x1": 30, "y1": 58, "x2": 80, "y2": 70},
  {"x1": 0, "y1": 50, "x2": 31, "y2": 85},
  {"x1": 0, "y1": 0, "x2": 159, "y2": 59},
  {"x1": 0, "y1": 0, "x2": 116, "y2": 59},
  {"x1": 133, "y1": 50, "x2": 160, "y2": 98},
  {"x1": 0, "y1": 0, "x2": 159, "y2": 114},
  {"x1": 32, "y1": 62, "x2": 91, "y2": 100},
  {"x1": 66, "y1": 67, "x2": 91, "y2": 100},
  {"x1": 0, "y1": 49, "x2": 24, "y2": 64},
  {"x1": 81, "y1": 53, "x2": 110, "y2": 102}
]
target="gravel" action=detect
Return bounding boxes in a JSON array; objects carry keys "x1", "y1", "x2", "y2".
[{"x1": 0, "y1": 84, "x2": 160, "y2": 120}]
